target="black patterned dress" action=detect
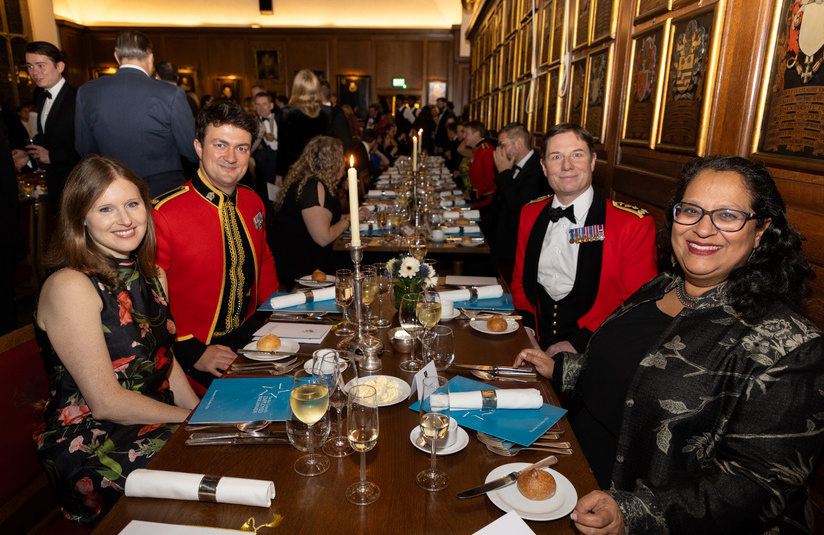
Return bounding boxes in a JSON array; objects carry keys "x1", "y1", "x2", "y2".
[{"x1": 33, "y1": 260, "x2": 180, "y2": 527}]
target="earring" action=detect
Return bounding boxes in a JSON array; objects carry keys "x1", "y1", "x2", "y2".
[{"x1": 670, "y1": 253, "x2": 678, "y2": 267}]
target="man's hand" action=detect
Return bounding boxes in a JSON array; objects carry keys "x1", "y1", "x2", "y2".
[
  {"x1": 494, "y1": 145, "x2": 515, "y2": 172},
  {"x1": 193, "y1": 344, "x2": 237, "y2": 377},
  {"x1": 26, "y1": 143, "x2": 50, "y2": 164},
  {"x1": 12, "y1": 149, "x2": 30, "y2": 171},
  {"x1": 264, "y1": 133, "x2": 275, "y2": 142},
  {"x1": 546, "y1": 340, "x2": 576, "y2": 358},
  {"x1": 571, "y1": 491, "x2": 625, "y2": 535}
]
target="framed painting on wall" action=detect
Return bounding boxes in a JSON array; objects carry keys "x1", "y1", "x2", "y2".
[
  {"x1": 584, "y1": 44, "x2": 613, "y2": 143},
  {"x1": 573, "y1": 0, "x2": 592, "y2": 50},
  {"x1": 567, "y1": 56, "x2": 588, "y2": 126},
  {"x1": 177, "y1": 68, "x2": 199, "y2": 96},
  {"x1": 540, "y1": 5, "x2": 551, "y2": 66},
  {"x1": 491, "y1": 90, "x2": 500, "y2": 132},
  {"x1": 534, "y1": 72, "x2": 548, "y2": 133},
  {"x1": 635, "y1": 0, "x2": 669, "y2": 24},
  {"x1": 657, "y1": 1, "x2": 726, "y2": 154},
  {"x1": 550, "y1": 0, "x2": 566, "y2": 65},
  {"x1": 253, "y1": 46, "x2": 283, "y2": 82},
  {"x1": 546, "y1": 66, "x2": 561, "y2": 130},
  {"x1": 214, "y1": 76, "x2": 240, "y2": 102},
  {"x1": 338, "y1": 75, "x2": 371, "y2": 118},
  {"x1": 428, "y1": 81, "x2": 446, "y2": 106},
  {"x1": 591, "y1": 0, "x2": 618, "y2": 45},
  {"x1": 751, "y1": 0, "x2": 824, "y2": 171},
  {"x1": 621, "y1": 21, "x2": 670, "y2": 148}
]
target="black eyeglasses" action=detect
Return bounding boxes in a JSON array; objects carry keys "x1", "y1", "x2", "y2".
[{"x1": 673, "y1": 202, "x2": 760, "y2": 232}]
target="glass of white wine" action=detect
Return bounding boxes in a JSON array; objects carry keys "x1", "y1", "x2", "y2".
[
  {"x1": 417, "y1": 376, "x2": 449, "y2": 491},
  {"x1": 335, "y1": 269, "x2": 354, "y2": 336},
  {"x1": 416, "y1": 289, "x2": 442, "y2": 363},
  {"x1": 398, "y1": 293, "x2": 424, "y2": 372},
  {"x1": 287, "y1": 369, "x2": 330, "y2": 476},
  {"x1": 360, "y1": 266, "x2": 378, "y2": 334},
  {"x1": 408, "y1": 233, "x2": 427, "y2": 260},
  {"x1": 346, "y1": 384, "x2": 380, "y2": 505},
  {"x1": 371, "y1": 263, "x2": 392, "y2": 328}
]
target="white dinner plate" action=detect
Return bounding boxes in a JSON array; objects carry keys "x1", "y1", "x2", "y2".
[
  {"x1": 241, "y1": 339, "x2": 301, "y2": 361},
  {"x1": 440, "y1": 309, "x2": 460, "y2": 321},
  {"x1": 409, "y1": 426, "x2": 469, "y2": 455},
  {"x1": 344, "y1": 375, "x2": 411, "y2": 407},
  {"x1": 469, "y1": 318, "x2": 519, "y2": 335},
  {"x1": 295, "y1": 275, "x2": 334, "y2": 288},
  {"x1": 485, "y1": 464, "x2": 577, "y2": 521},
  {"x1": 459, "y1": 238, "x2": 485, "y2": 248}
]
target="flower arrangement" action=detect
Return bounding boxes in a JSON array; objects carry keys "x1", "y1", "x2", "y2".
[{"x1": 386, "y1": 256, "x2": 437, "y2": 308}]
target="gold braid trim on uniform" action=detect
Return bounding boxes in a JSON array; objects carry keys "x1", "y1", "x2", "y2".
[
  {"x1": 528, "y1": 194, "x2": 554, "y2": 205},
  {"x1": 611, "y1": 200, "x2": 649, "y2": 218},
  {"x1": 214, "y1": 199, "x2": 246, "y2": 337}
]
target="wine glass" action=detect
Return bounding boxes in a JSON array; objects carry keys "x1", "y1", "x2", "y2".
[
  {"x1": 398, "y1": 293, "x2": 424, "y2": 372},
  {"x1": 321, "y1": 350, "x2": 358, "y2": 457},
  {"x1": 335, "y1": 269, "x2": 354, "y2": 336},
  {"x1": 346, "y1": 384, "x2": 380, "y2": 505},
  {"x1": 25, "y1": 138, "x2": 45, "y2": 174},
  {"x1": 360, "y1": 266, "x2": 378, "y2": 334},
  {"x1": 426, "y1": 325, "x2": 455, "y2": 371},
  {"x1": 416, "y1": 290, "x2": 441, "y2": 362},
  {"x1": 408, "y1": 233, "x2": 427, "y2": 260},
  {"x1": 287, "y1": 369, "x2": 331, "y2": 476},
  {"x1": 371, "y1": 263, "x2": 392, "y2": 328},
  {"x1": 417, "y1": 376, "x2": 449, "y2": 491}
]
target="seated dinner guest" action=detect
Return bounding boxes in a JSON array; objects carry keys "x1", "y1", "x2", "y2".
[
  {"x1": 153, "y1": 100, "x2": 278, "y2": 392},
  {"x1": 33, "y1": 156, "x2": 199, "y2": 527},
  {"x1": 269, "y1": 135, "x2": 369, "y2": 287},
  {"x1": 511, "y1": 123, "x2": 657, "y2": 356},
  {"x1": 515, "y1": 155, "x2": 824, "y2": 534}
]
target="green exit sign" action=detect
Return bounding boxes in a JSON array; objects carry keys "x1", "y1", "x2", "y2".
[{"x1": 392, "y1": 78, "x2": 407, "y2": 88}]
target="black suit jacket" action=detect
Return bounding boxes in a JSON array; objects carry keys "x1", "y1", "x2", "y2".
[
  {"x1": 434, "y1": 108, "x2": 455, "y2": 152},
  {"x1": 35, "y1": 83, "x2": 80, "y2": 211},
  {"x1": 492, "y1": 151, "x2": 551, "y2": 262}
]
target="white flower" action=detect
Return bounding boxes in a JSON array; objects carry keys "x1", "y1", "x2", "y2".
[
  {"x1": 399, "y1": 257, "x2": 421, "y2": 278},
  {"x1": 387, "y1": 258, "x2": 401, "y2": 277}
]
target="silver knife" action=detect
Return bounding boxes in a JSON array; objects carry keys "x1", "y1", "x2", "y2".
[
  {"x1": 451, "y1": 364, "x2": 536, "y2": 374},
  {"x1": 189, "y1": 432, "x2": 288, "y2": 441},
  {"x1": 237, "y1": 349, "x2": 315, "y2": 358},
  {"x1": 186, "y1": 437, "x2": 292, "y2": 446},
  {"x1": 456, "y1": 456, "x2": 558, "y2": 499}
]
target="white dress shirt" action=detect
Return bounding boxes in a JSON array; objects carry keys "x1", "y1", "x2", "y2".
[
  {"x1": 39, "y1": 77, "x2": 66, "y2": 133},
  {"x1": 537, "y1": 186, "x2": 595, "y2": 300},
  {"x1": 260, "y1": 114, "x2": 278, "y2": 151}
]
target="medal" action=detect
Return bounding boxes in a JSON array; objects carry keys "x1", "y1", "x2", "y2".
[{"x1": 569, "y1": 224, "x2": 605, "y2": 244}]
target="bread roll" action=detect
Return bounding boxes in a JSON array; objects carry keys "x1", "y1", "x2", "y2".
[
  {"x1": 256, "y1": 334, "x2": 282, "y2": 352},
  {"x1": 455, "y1": 217, "x2": 470, "y2": 226},
  {"x1": 461, "y1": 235, "x2": 473, "y2": 244},
  {"x1": 487, "y1": 316, "x2": 508, "y2": 332},
  {"x1": 311, "y1": 269, "x2": 327, "y2": 282},
  {"x1": 517, "y1": 469, "x2": 556, "y2": 501}
]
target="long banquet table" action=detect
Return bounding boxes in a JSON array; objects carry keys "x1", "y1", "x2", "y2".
[{"x1": 92, "y1": 307, "x2": 598, "y2": 534}]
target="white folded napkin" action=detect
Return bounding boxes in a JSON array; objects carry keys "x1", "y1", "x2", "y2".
[
  {"x1": 438, "y1": 284, "x2": 503, "y2": 302},
  {"x1": 431, "y1": 389, "x2": 542, "y2": 410},
  {"x1": 440, "y1": 200, "x2": 454, "y2": 208},
  {"x1": 366, "y1": 190, "x2": 382, "y2": 198},
  {"x1": 125, "y1": 469, "x2": 275, "y2": 507},
  {"x1": 464, "y1": 224, "x2": 481, "y2": 234},
  {"x1": 363, "y1": 204, "x2": 377, "y2": 212},
  {"x1": 443, "y1": 226, "x2": 460, "y2": 234},
  {"x1": 462, "y1": 209, "x2": 481, "y2": 219},
  {"x1": 269, "y1": 287, "x2": 336, "y2": 309},
  {"x1": 454, "y1": 199, "x2": 467, "y2": 206},
  {"x1": 452, "y1": 189, "x2": 463, "y2": 196},
  {"x1": 443, "y1": 211, "x2": 460, "y2": 219}
]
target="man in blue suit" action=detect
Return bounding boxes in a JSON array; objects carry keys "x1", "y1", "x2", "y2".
[{"x1": 75, "y1": 30, "x2": 197, "y2": 197}]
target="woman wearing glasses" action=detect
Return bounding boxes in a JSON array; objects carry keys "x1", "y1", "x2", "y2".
[{"x1": 515, "y1": 155, "x2": 824, "y2": 534}]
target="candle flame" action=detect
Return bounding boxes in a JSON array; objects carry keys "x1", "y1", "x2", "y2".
[
  {"x1": 413, "y1": 136, "x2": 417, "y2": 142},
  {"x1": 350, "y1": 155, "x2": 354, "y2": 167}
]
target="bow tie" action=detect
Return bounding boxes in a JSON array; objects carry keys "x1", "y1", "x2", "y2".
[
  {"x1": 547, "y1": 205, "x2": 576, "y2": 224},
  {"x1": 44, "y1": 90, "x2": 52, "y2": 99}
]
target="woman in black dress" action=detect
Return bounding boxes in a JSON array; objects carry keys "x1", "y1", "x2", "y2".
[{"x1": 276, "y1": 69, "x2": 332, "y2": 179}]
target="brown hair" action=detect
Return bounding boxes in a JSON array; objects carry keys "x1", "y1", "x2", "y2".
[
  {"x1": 272, "y1": 136, "x2": 343, "y2": 213},
  {"x1": 287, "y1": 69, "x2": 321, "y2": 118},
  {"x1": 43, "y1": 155, "x2": 157, "y2": 287}
]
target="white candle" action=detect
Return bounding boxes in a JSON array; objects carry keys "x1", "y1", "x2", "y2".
[
  {"x1": 348, "y1": 156, "x2": 360, "y2": 246},
  {"x1": 412, "y1": 136, "x2": 418, "y2": 172}
]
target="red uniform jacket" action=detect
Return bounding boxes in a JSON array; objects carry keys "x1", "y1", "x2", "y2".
[
  {"x1": 468, "y1": 140, "x2": 496, "y2": 208},
  {"x1": 511, "y1": 193, "x2": 658, "y2": 349}
]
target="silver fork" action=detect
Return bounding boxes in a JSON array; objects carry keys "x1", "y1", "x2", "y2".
[{"x1": 226, "y1": 361, "x2": 301, "y2": 376}]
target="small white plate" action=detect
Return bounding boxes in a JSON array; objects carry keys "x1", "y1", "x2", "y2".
[
  {"x1": 485, "y1": 464, "x2": 577, "y2": 521},
  {"x1": 295, "y1": 275, "x2": 334, "y2": 288},
  {"x1": 409, "y1": 426, "x2": 469, "y2": 455},
  {"x1": 469, "y1": 318, "x2": 519, "y2": 335},
  {"x1": 344, "y1": 375, "x2": 411, "y2": 407},
  {"x1": 440, "y1": 309, "x2": 460, "y2": 321},
  {"x1": 242, "y1": 339, "x2": 301, "y2": 361},
  {"x1": 459, "y1": 238, "x2": 485, "y2": 248}
]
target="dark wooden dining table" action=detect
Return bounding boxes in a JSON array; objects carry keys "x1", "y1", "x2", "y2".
[{"x1": 92, "y1": 302, "x2": 598, "y2": 534}]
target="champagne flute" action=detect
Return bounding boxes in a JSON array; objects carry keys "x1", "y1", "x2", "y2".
[
  {"x1": 371, "y1": 263, "x2": 392, "y2": 328},
  {"x1": 320, "y1": 350, "x2": 358, "y2": 457},
  {"x1": 416, "y1": 290, "x2": 441, "y2": 363},
  {"x1": 417, "y1": 376, "x2": 450, "y2": 491},
  {"x1": 346, "y1": 384, "x2": 380, "y2": 505},
  {"x1": 335, "y1": 269, "x2": 354, "y2": 336},
  {"x1": 288, "y1": 369, "x2": 330, "y2": 476},
  {"x1": 361, "y1": 266, "x2": 378, "y2": 334},
  {"x1": 25, "y1": 137, "x2": 44, "y2": 173},
  {"x1": 398, "y1": 293, "x2": 424, "y2": 372}
]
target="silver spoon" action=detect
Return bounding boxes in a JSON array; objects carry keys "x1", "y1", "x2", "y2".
[{"x1": 184, "y1": 420, "x2": 270, "y2": 433}]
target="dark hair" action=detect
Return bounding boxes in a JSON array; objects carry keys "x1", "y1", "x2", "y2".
[
  {"x1": 115, "y1": 30, "x2": 152, "y2": 60},
  {"x1": 320, "y1": 80, "x2": 332, "y2": 102},
  {"x1": 254, "y1": 92, "x2": 273, "y2": 104},
  {"x1": 275, "y1": 95, "x2": 288, "y2": 106},
  {"x1": 446, "y1": 121, "x2": 457, "y2": 133},
  {"x1": 154, "y1": 61, "x2": 178, "y2": 83},
  {"x1": 542, "y1": 123, "x2": 594, "y2": 156},
  {"x1": 362, "y1": 129, "x2": 378, "y2": 143},
  {"x1": 500, "y1": 122, "x2": 531, "y2": 148},
  {"x1": 196, "y1": 99, "x2": 258, "y2": 144},
  {"x1": 272, "y1": 136, "x2": 343, "y2": 213},
  {"x1": 43, "y1": 156, "x2": 156, "y2": 287},
  {"x1": 665, "y1": 155, "x2": 814, "y2": 316},
  {"x1": 24, "y1": 41, "x2": 64, "y2": 65},
  {"x1": 464, "y1": 120, "x2": 487, "y2": 137}
]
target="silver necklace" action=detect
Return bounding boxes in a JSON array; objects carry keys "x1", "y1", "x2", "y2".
[{"x1": 675, "y1": 280, "x2": 696, "y2": 309}]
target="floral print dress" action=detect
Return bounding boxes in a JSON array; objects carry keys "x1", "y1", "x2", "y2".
[{"x1": 33, "y1": 260, "x2": 179, "y2": 527}]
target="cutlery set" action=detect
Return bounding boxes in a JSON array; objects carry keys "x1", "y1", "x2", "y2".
[{"x1": 226, "y1": 358, "x2": 302, "y2": 376}]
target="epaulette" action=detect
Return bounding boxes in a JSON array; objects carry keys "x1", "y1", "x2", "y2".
[
  {"x1": 151, "y1": 185, "x2": 189, "y2": 209},
  {"x1": 237, "y1": 183, "x2": 254, "y2": 191},
  {"x1": 611, "y1": 200, "x2": 648, "y2": 217},
  {"x1": 528, "y1": 194, "x2": 554, "y2": 205}
]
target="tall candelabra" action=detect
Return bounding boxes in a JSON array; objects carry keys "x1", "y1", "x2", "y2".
[{"x1": 338, "y1": 244, "x2": 383, "y2": 370}]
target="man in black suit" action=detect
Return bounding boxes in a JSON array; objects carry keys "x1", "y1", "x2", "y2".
[
  {"x1": 491, "y1": 122, "x2": 552, "y2": 264},
  {"x1": 25, "y1": 41, "x2": 80, "y2": 212},
  {"x1": 433, "y1": 97, "x2": 455, "y2": 155},
  {"x1": 320, "y1": 80, "x2": 352, "y2": 151},
  {"x1": 252, "y1": 91, "x2": 279, "y2": 202},
  {"x1": 75, "y1": 30, "x2": 197, "y2": 197}
]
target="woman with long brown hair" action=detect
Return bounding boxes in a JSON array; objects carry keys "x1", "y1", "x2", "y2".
[{"x1": 276, "y1": 69, "x2": 332, "y2": 178}]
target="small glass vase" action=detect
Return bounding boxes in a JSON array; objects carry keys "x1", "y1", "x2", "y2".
[{"x1": 392, "y1": 282, "x2": 422, "y2": 309}]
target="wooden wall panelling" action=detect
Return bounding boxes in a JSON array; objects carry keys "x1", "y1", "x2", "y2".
[
  {"x1": 335, "y1": 38, "x2": 369, "y2": 76},
  {"x1": 374, "y1": 39, "x2": 424, "y2": 92},
  {"x1": 427, "y1": 39, "x2": 450, "y2": 81}
]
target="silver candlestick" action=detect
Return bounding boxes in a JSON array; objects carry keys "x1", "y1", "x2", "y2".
[{"x1": 338, "y1": 243, "x2": 383, "y2": 370}]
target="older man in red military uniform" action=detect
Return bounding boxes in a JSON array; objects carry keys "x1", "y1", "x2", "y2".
[{"x1": 153, "y1": 100, "x2": 278, "y2": 392}]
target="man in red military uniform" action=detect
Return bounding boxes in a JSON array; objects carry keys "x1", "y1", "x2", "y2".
[
  {"x1": 459, "y1": 120, "x2": 497, "y2": 236},
  {"x1": 153, "y1": 100, "x2": 279, "y2": 392},
  {"x1": 511, "y1": 123, "x2": 657, "y2": 357}
]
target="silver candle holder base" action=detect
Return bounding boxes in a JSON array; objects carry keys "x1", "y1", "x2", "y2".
[{"x1": 337, "y1": 244, "x2": 383, "y2": 371}]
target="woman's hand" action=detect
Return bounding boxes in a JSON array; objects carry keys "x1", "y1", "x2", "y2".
[
  {"x1": 514, "y1": 348, "x2": 555, "y2": 379},
  {"x1": 571, "y1": 491, "x2": 625, "y2": 535}
]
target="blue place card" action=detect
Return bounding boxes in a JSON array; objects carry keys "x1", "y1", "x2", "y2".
[
  {"x1": 449, "y1": 293, "x2": 514, "y2": 311},
  {"x1": 409, "y1": 376, "x2": 566, "y2": 446},
  {"x1": 189, "y1": 377, "x2": 293, "y2": 424}
]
